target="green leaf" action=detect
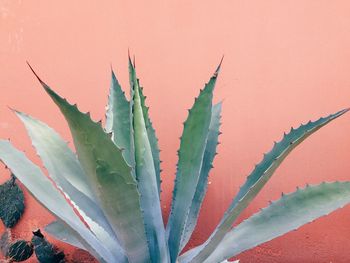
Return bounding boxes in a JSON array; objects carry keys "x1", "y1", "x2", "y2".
[
  {"x1": 130, "y1": 62, "x2": 170, "y2": 262},
  {"x1": 7, "y1": 240, "x2": 34, "y2": 262},
  {"x1": 0, "y1": 176, "x2": 25, "y2": 228},
  {"x1": 0, "y1": 140, "x2": 116, "y2": 263},
  {"x1": 105, "y1": 70, "x2": 133, "y2": 167},
  {"x1": 139, "y1": 86, "x2": 162, "y2": 195},
  {"x1": 32, "y1": 229, "x2": 65, "y2": 263},
  {"x1": 179, "y1": 108, "x2": 349, "y2": 263},
  {"x1": 45, "y1": 221, "x2": 85, "y2": 250},
  {"x1": 203, "y1": 182, "x2": 350, "y2": 263},
  {"x1": 15, "y1": 111, "x2": 123, "y2": 260},
  {"x1": 166, "y1": 62, "x2": 222, "y2": 263},
  {"x1": 180, "y1": 102, "x2": 222, "y2": 251},
  {"x1": 28, "y1": 65, "x2": 150, "y2": 263}
]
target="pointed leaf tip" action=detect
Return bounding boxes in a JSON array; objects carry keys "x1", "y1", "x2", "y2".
[
  {"x1": 26, "y1": 62, "x2": 46, "y2": 86},
  {"x1": 214, "y1": 56, "x2": 224, "y2": 76}
]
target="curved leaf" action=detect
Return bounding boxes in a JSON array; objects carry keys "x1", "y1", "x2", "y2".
[
  {"x1": 180, "y1": 108, "x2": 349, "y2": 263},
  {"x1": 130, "y1": 62, "x2": 169, "y2": 262},
  {"x1": 204, "y1": 182, "x2": 350, "y2": 263},
  {"x1": 0, "y1": 140, "x2": 115, "y2": 263},
  {"x1": 28, "y1": 65, "x2": 150, "y2": 263},
  {"x1": 166, "y1": 61, "x2": 222, "y2": 263},
  {"x1": 180, "y1": 102, "x2": 222, "y2": 251},
  {"x1": 15, "y1": 111, "x2": 123, "y2": 260},
  {"x1": 45, "y1": 221, "x2": 85, "y2": 250}
]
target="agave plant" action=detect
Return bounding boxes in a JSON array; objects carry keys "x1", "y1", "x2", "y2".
[{"x1": 0, "y1": 57, "x2": 349, "y2": 263}]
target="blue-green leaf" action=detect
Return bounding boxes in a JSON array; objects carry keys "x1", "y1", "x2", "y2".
[
  {"x1": 15, "y1": 111, "x2": 123, "y2": 260},
  {"x1": 139, "y1": 86, "x2": 162, "y2": 196},
  {"x1": 105, "y1": 70, "x2": 133, "y2": 167},
  {"x1": 45, "y1": 221, "x2": 85, "y2": 250},
  {"x1": 166, "y1": 62, "x2": 221, "y2": 263},
  {"x1": 180, "y1": 108, "x2": 349, "y2": 263},
  {"x1": 180, "y1": 102, "x2": 222, "y2": 251},
  {"x1": 203, "y1": 182, "x2": 350, "y2": 263},
  {"x1": 130, "y1": 61, "x2": 170, "y2": 263},
  {"x1": 28, "y1": 65, "x2": 150, "y2": 263},
  {"x1": 0, "y1": 140, "x2": 116, "y2": 263}
]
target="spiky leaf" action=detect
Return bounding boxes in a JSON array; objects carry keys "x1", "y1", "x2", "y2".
[
  {"x1": 180, "y1": 102, "x2": 222, "y2": 251},
  {"x1": 139, "y1": 86, "x2": 162, "y2": 195},
  {"x1": 0, "y1": 140, "x2": 116, "y2": 263},
  {"x1": 45, "y1": 221, "x2": 85, "y2": 250},
  {"x1": 130, "y1": 62, "x2": 169, "y2": 262},
  {"x1": 15, "y1": 111, "x2": 123, "y2": 259},
  {"x1": 180, "y1": 108, "x2": 349, "y2": 263},
  {"x1": 203, "y1": 182, "x2": 350, "y2": 263},
  {"x1": 7, "y1": 240, "x2": 33, "y2": 262},
  {"x1": 28, "y1": 65, "x2": 149, "y2": 263},
  {"x1": 166, "y1": 62, "x2": 221, "y2": 263},
  {"x1": 0, "y1": 176, "x2": 25, "y2": 228},
  {"x1": 32, "y1": 230, "x2": 65, "y2": 263},
  {"x1": 105, "y1": 70, "x2": 133, "y2": 166}
]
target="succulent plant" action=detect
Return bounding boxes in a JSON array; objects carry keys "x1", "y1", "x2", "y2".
[
  {"x1": 0, "y1": 56, "x2": 349, "y2": 263},
  {"x1": 0, "y1": 176, "x2": 25, "y2": 229},
  {"x1": 0, "y1": 177, "x2": 65, "y2": 262}
]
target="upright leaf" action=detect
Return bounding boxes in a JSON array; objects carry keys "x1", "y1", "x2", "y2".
[
  {"x1": 166, "y1": 62, "x2": 222, "y2": 263},
  {"x1": 105, "y1": 70, "x2": 133, "y2": 166},
  {"x1": 139, "y1": 86, "x2": 162, "y2": 195},
  {"x1": 180, "y1": 102, "x2": 222, "y2": 251},
  {"x1": 203, "y1": 182, "x2": 350, "y2": 263},
  {"x1": 28, "y1": 65, "x2": 150, "y2": 263},
  {"x1": 0, "y1": 140, "x2": 116, "y2": 263},
  {"x1": 15, "y1": 111, "x2": 123, "y2": 259},
  {"x1": 179, "y1": 109, "x2": 349, "y2": 263},
  {"x1": 130, "y1": 62, "x2": 170, "y2": 263},
  {"x1": 0, "y1": 176, "x2": 25, "y2": 228}
]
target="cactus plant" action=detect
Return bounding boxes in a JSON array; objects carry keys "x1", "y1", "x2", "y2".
[
  {"x1": 0, "y1": 56, "x2": 349, "y2": 263},
  {"x1": 0, "y1": 175, "x2": 25, "y2": 229},
  {"x1": 0, "y1": 176, "x2": 65, "y2": 262}
]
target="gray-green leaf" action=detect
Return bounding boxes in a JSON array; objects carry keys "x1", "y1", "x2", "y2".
[
  {"x1": 139, "y1": 86, "x2": 162, "y2": 195},
  {"x1": 130, "y1": 62, "x2": 169, "y2": 262},
  {"x1": 30, "y1": 66, "x2": 149, "y2": 263},
  {"x1": 180, "y1": 108, "x2": 349, "y2": 263},
  {"x1": 0, "y1": 140, "x2": 116, "y2": 263},
  {"x1": 180, "y1": 102, "x2": 222, "y2": 251},
  {"x1": 105, "y1": 70, "x2": 133, "y2": 166},
  {"x1": 45, "y1": 221, "x2": 85, "y2": 250},
  {"x1": 15, "y1": 111, "x2": 123, "y2": 260},
  {"x1": 166, "y1": 62, "x2": 221, "y2": 263},
  {"x1": 204, "y1": 182, "x2": 350, "y2": 263}
]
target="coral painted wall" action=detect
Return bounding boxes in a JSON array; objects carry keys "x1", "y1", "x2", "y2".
[{"x1": 1, "y1": 0, "x2": 350, "y2": 262}]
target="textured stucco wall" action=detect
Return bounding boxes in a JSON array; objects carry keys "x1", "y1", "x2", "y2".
[{"x1": 1, "y1": 1, "x2": 350, "y2": 262}]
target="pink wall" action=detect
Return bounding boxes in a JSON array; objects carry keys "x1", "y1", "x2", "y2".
[{"x1": 1, "y1": 1, "x2": 350, "y2": 262}]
